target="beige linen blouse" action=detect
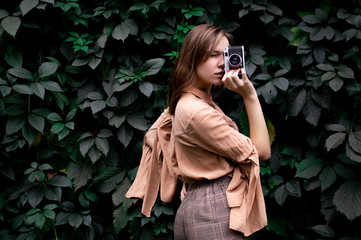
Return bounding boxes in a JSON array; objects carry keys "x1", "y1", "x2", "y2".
[{"x1": 126, "y1": 87, "x2": 267, "y2": 237}]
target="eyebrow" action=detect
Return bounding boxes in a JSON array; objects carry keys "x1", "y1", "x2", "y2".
[{"x1": 212, "y1": 50, "x2": 223, "y2": 54}]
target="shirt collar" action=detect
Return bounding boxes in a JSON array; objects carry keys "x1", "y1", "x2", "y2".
[{"x1": 184, "y1": 87, "x2": 213, "y2": 106}]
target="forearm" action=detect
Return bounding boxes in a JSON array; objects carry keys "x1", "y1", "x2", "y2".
[{"x1": 243, "y1": 94, "x2": 271, "y2": 161}]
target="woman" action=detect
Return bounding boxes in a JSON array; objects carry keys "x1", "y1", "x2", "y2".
[{"x1": 126, "y1": 24, "x2": 271, "y2": 239}]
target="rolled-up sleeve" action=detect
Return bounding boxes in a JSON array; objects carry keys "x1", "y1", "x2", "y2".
[{"x1": 179, "y1": 104, "x2": 257, "y2": 165}]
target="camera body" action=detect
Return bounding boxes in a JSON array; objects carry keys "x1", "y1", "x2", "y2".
[{"x1": 223, "y1": 46, "x2": 245, "y2": 72}]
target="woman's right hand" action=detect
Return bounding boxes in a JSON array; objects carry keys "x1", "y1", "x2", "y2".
[{"x1": 222, "y1": 68, "x2": 257, "y2": 99}]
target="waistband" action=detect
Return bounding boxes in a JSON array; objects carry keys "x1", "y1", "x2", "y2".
[{"x1": 188, "y1": 176, "x2": 232, "y2": 191}]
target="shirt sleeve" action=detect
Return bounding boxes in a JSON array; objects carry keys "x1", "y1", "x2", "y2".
[{"x1": 178, "y1": 104, "x2": 257, "y2": 165}]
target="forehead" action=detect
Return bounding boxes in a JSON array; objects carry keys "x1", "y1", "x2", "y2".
[{"x1": 214, "y1": 36, "x2": 230, "y2": 51}]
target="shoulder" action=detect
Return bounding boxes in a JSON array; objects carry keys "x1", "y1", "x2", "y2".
[{"x1": 174, "y1": 93, "x2": 223, "y2": 133}]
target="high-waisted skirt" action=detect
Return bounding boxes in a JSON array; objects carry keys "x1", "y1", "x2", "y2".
[{"x1": 174, "y1": 176, "x2": 247, "y2": 240}]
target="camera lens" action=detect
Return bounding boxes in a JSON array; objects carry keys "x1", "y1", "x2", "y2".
[{"x1": 229, "y1": 54, "x2": 242, "y2": 68}]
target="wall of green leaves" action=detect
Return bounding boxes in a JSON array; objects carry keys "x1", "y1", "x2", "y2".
[{"x1": 0, "y1": 0, "x2": 360, "y2": 239}]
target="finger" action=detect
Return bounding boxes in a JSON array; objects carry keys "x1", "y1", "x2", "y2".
[
  {"x1": 222, "y1": 71, "x2": 237, "y2": 89},
  {"x1": 240, "y1": 68, "x2": 248, "y2": 81}
]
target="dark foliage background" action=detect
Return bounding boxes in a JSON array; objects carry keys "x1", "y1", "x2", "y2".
[{"x1": 0, "y1": 0, "x2": 360, "y2": 239}]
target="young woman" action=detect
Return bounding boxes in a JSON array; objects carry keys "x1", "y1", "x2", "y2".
[{"x1": 126, "y1": 24, "x2": 271, "y2": 239}]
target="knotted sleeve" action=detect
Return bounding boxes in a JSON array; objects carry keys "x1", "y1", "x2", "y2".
[{"x1": 125, "y1": 108, "x2": 177, "y2": 217}]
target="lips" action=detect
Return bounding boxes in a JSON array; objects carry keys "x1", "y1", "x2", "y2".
[{"x1": 215, "y1": 71, "x2": 224, "y2": 76}]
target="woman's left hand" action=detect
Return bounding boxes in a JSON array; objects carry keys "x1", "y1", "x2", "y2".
[{"x1": 180, "y1": 182, "x2": 187, "y2": 201}]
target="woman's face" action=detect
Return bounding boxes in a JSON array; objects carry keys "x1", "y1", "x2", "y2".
[{"x1": 193, "y1": 36, "x2": 230, "y2": 93}]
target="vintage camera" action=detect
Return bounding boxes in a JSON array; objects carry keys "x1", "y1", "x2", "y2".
[{"x1": 223, "y1": 46, "x2": 245, "y2": 72}]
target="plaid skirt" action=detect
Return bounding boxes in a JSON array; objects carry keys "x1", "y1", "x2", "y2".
[{"x1": 174, "y1": 176, "x2": 247, "y2": 240}]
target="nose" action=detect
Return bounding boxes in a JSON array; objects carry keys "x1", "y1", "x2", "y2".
[{"x1": 219, "y1": 55, "x2": 225, "y2": 69}]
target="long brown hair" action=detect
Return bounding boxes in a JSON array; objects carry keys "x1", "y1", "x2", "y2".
[{"x1": 167, "y1": 24, "x2": 233, "y2": 115}]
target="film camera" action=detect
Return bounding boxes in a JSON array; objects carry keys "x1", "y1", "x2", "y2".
[{"x1": 223, "y1": 46, "x2": 245, "y2": 72}]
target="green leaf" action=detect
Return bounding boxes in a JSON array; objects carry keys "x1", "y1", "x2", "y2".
[
  {"x1": 90, "y1": 100, "x2": 106, "y2": 114},
  {"x1": 144, "y1": 58, "x2": 165, "y2": 76},
  {"x1": 0, "y1": 85, "x2": 11, "y2": 97},
  {"x1": 325, "y1": 123, "x2": 347, "y2": 132},
  {"x1": 79, "y1": 192, "x2": 89, "y2": 208},
  {"x1": 22, "y1": 122, "x2": 38, "y2": 146},
  {"x1": 20, "y1": 0, "x2": 39, "y2": 16},
  {"x1": 316, "y1": 63, "x2": 334, "y2": 72},
  {"x1": 325, "y1": 132, "x2": 346, "y2": 151},
  {"x1": 95, "y1": 137, "x2": 109, "y2": 156},
  {"x1": 0, "y1": 9, "x2": 9, "y2": 18},
  {"x1": 289, "y1": 88, "x2": 307, "y2": 116},
  {"x1": 48, "y1": 175, "x2": 72, "y2": 187},
  {"x1": 65, "y1": 122, "x2": 74, "y2": 130},
  {"x1": 112, "y1": 22, "x2": 130, "y2": 42},
  {"x1": 5, "y1": 104, "x2": 26, "y2": 116},
  {"x1": 312, "y1": 225, "x2": 336, "y2": 238},
  {"x1": 6, "y1": 116, "x2": 26, "y2": 135},
  {"x1": 79, "y1": 137, "x2": 95, "y2": 157},
  {"x1": 34, "y1": 213, "x2": 46, "y2": 229},
  {"x1": 38, "y1": 163, "x2": 52, "y2": 171},
  {"x1": 346, "y1": 142, "x2": 361, "y2": 163},
  {"x1": 117, "y1": 124, "x2": 133, "y2": 148},
  {"x1": 319, "y1": 166, "x2": 337, "y2": 191},
  {"x1": 68, "y1": 213, "x2": 82, "y2": 228},
  {"x1": 13, "y1": 84, "x2": 33, "y2": 94},
  {"x1": 87, "y1": 91, "x2": 103, "y2": 100},
  {"x1": 303, "y1": 15, "x2": 321, "y2": 24},
  {"x1": 274, "y1": 184, "x2": 287, "y2": 205},
  {"x1": 337, "y1": 65, "x2": 355, "y2": 79},
  {"x1": 349, "y1": 131, "x2": 361, "y2": 154},
  {"x1": 321, "y1": 71, "x2": 336, "y2": 81},
  {"x1": 129, "y1": 2, "x2": 148, "y2": 12},
  {"x1": 28, "y1": 113, "x2": 45, "y2": 133},
  {"x1": 333, "y1": 180, "x2": 361, "y2": 220},
  {"x1": 113, "y1": 206, "x2": 128, "y2": 234},
  {"x1": 40, "y1": 81, "x2": 63, "y2": 92},
  {"x1": 54, "y1": 92, "x2": 68, "y2": 110},
  {"x1": 44, "y1": 210, "x2": 56, "y2": 220},
  {"x1": 88, "y1": 147, "x2": 102, "y2": 163},
  {"x1": 303, "y1": 98, "x2": 321, "y2": 126},
  {"x1": 1, "y1": 16, "x2": 21, "y2": 37},
  {"x1": 65, "y1": 109, "x2": 77, "y2": 121},
  {"x1": 273, "y1": 77, "x2": 289, "y2": 91},
  {"x1": 50, "y1": 122, "x2": 65, "y2": 134},
  {"x1": 95, "y1": 168, "x2": 126, "y2": 194},
  {"x1": 295, "y1": 158, "x2": 323, "y2": 179},
  {"x1": 126, "y1": 112, "x2": 149, "y2": 131},
  {"x1": 38, "y1": 62, "x2": 59, "y2": 78},
  {"x1": 45, "y1": 187, "x2": 61, "y2": 201},
  {"x1": 139, "y1": 81, "x2": 153, "y2": 97},
  {"x1": 333, "y1": 162, "x2": 355, "y2": 179},
  {"x1": 84, "y1": 189, "x2": 99, "y2": 202},
  {"x1": 97, "y1": 128, "x2": 112, "y2": 138},
  {"x1": 324, "y1": 26, "x2": 335, "y2": 40},
  {"x1": 310, "y1": 26, "x2": 325, "y2": 41},
  {"x1": 285, "y1": 180, "x2": 301, "y2": 197},
  {"x1": 30, "y1": 82, "x2": 45, "y2": 99},
  {"x1": 67, "y1": 161, "x2": 95, "y2": 191},
  {"x1": 260, "y1": 81, "x2": 277, "y2": 104},
  {"x1": 58, "y1": 128, "x2": 70, "y2": 139},
  {"x1": 47, "y1": 112, "x2": 63, "y2": 121},
  {"x1": 7, "y1": 67, "x2": 33, "y2": 79},
  {"x1": 109, "y1": 114, "x2": 126, "y2": 128},
  {"x1": 28, "y1": 187, "x2": 44, "y2": 208}
]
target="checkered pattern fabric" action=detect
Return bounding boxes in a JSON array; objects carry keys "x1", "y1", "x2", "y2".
[{"x1": 174, "y1": 177, "x2": 248, "y2": 240}]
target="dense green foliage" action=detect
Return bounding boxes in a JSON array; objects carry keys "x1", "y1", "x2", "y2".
[{"x1": 0, "y1": 0, "x2": 360, "y2": 239}]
